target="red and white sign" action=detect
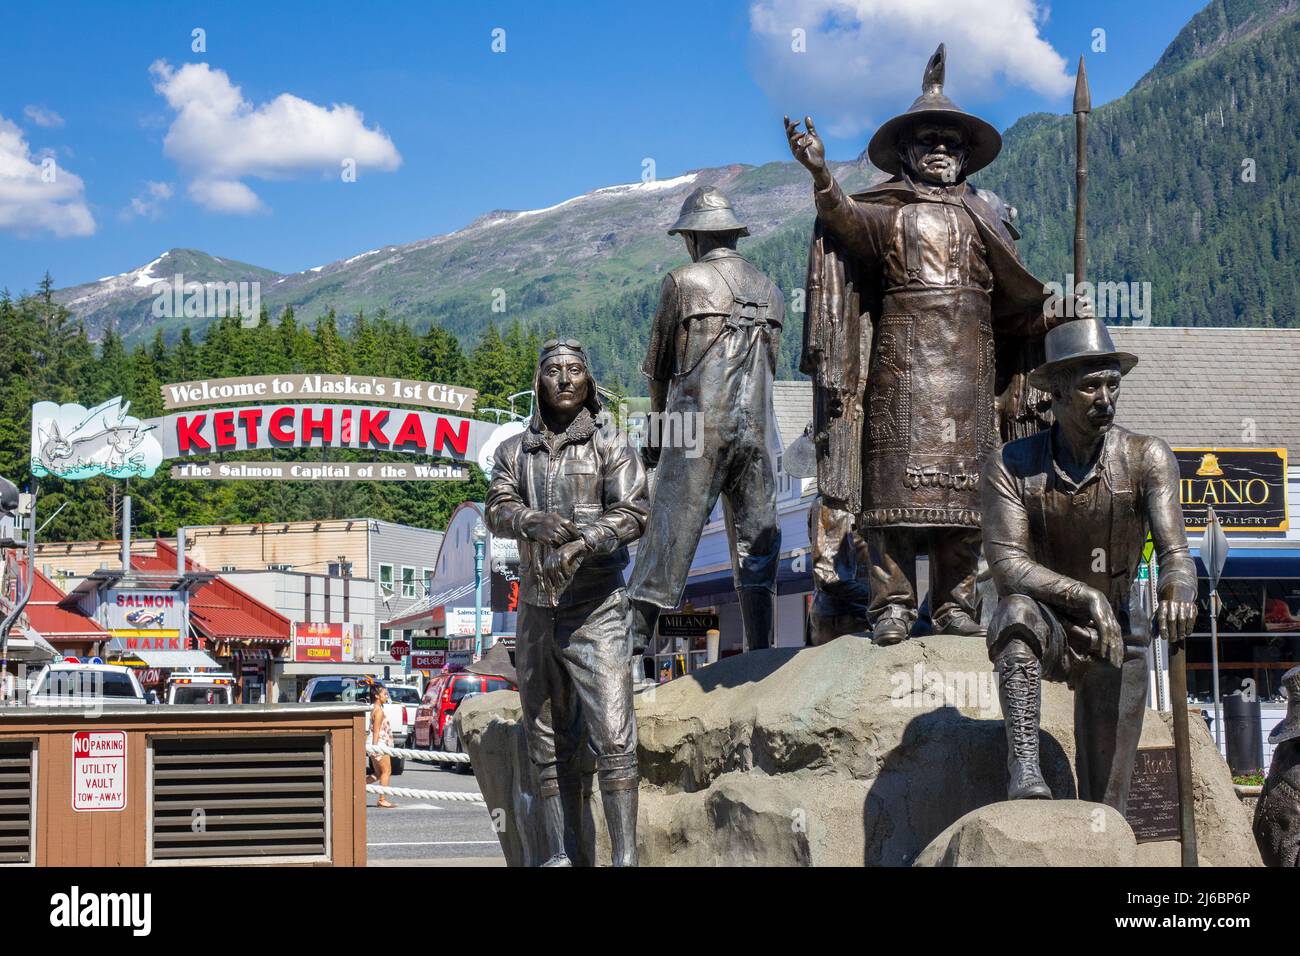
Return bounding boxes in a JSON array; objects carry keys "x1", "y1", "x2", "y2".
[
  {"x1": 411, "y1": 652, "x2": 446, "y2": 670},
  {"x1": 72, "y1": 731, "x2": 127, "y2": 812},
  {"x1": 390, "y1": 640, "x2": 410, "y2": 661}
]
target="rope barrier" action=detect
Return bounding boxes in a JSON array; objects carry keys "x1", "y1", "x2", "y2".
[
  {"x1": 366, "y1": 783, "x2": 485, "y2": 803},
  {"x1": 365, "y1": 742, "x2": 471, "y2": 763}
]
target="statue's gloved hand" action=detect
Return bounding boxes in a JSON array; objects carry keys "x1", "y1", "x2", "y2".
[
  {"x1": 1074, "y1": 293, "x2": 1095, "y2": 320},
  {"x1": 542, "y1": 539, "x2": 588, "y2": 596},
  {"x1": 1083, "y1": 586, "x2": 1124, "y2": 668},
  {"x1": 640, "y1": 442, "x2": 661, "y2": 470},
  {"x1": 519, "y1": 511, "x2": 580, "y2": 548},
  {"x1": 1157, "y1": 594, "x2": 1198, "y2": 645}
]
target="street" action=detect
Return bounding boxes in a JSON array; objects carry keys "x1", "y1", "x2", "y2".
[{"x1": 365, "y1": 758, "x2": 506, "y2": 866}]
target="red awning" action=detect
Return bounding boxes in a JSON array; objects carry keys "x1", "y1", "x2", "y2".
[{"x1": 22, "y1": 570, "x2": 108, "y2": 643}]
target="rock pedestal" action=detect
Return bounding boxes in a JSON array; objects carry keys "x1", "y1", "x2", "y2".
[{"x1": 456, "y1": 634, "x2": 1261, "y2": 866}]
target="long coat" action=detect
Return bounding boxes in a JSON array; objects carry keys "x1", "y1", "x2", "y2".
[{"x1": 800, "y1": 174, "x2": 1055, "y2": 524}]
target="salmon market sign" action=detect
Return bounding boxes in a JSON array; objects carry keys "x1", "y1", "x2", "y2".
[{"x1": 31, "y1": 374, "x2": 495, "y2": 482}]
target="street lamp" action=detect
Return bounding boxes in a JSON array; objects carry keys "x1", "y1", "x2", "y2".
[{"x1": 472, "y1": 518, "x2": 487, "y2": 660}]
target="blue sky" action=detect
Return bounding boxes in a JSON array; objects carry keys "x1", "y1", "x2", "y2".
[{"x1": 0, "y1": 0, "x2": 1208, "y2": 292}]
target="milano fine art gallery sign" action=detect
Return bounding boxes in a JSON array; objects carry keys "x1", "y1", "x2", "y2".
[
  {"x1": 31, "y1": 374, "x2": 497, "y2": 483},
  {"x1": 1172, "y1": 447, "x2": 1289, "y2": 532}
]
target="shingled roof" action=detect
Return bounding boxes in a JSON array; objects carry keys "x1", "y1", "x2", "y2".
[
  {"x1": 1109, "y1": 327, "x2": 1300, "y2": 453},
  {"x1": 771, "y1": 327, "x2": 1300, "y2": 458}
]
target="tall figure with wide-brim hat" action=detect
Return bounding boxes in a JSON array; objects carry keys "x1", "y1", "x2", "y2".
[
  {"x1": 982, "y1": 318, "x2": 1197, "y2": 808},
  {"x1": 627, "y1": 186, "x2": 785, "y2": 667},
  {"x1": 785, "y1": 43, "x2": 1075, "y2": 645},
  {"x1": 1255, "y1": 665, "x2": 1300, "y2": 866}
]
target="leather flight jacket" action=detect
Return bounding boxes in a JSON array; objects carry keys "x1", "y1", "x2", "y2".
[{"x1": 486, "y1": 409, "x2": 649, "y2": 608}]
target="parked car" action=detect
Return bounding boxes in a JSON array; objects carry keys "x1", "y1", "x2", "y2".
[
  {"x1": 299, "y1": 675, "x2": 407, "y2": 775},
  {"x1": 441, "y1": 691, "x2": 481, "y2": 774},
  {"x1": 165, "y1": 669, "x2": 235, "y2": 705},
  {"x1": 413, "y1": 672, "x2": 516, "y2": 755},
  {"x1": 27, "y1": 662, "x2": 146, "y2": 707}
]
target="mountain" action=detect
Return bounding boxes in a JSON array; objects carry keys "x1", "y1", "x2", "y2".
[
  {"x1": 52, "y1": 0, "x2": 1300, "y2": 384},
  {"x1": 53, "y1": 161, "x2": 877, "y2": 356},
  {"x1": 55, "y1": 249, "x2": 281, "y2": 343}
]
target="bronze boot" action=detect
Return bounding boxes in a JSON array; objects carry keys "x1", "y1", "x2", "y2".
[
  {"x1": 997, "y1": 654, "x2": 1052, "y2": 800},
  {"x1": 738, "y1": 587, "x2": 774, "y2": 651},
  {"x1": 601, "y1": 784, "x2": 640, "y2": 867},
  {"x1": 538, "y1": 790, "x2": 573, "y2": 867}
]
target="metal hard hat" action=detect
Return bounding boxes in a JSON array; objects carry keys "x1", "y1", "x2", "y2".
[
  {"x1": 782, "y1": 422, "x2": 817, "y2": 479},
  {"x1": 667, "y1": 186, "x2": 749, "y2": 237},
  {"x1": 866, "y1": 43, "x2": 1002, "y2": 177},
  {"x1": 1027, "y1": 319, "x2": 1139, "y2": 390},
  {"x1": 1270, "y1": 666, "x2": 1300, "y2": 745}
]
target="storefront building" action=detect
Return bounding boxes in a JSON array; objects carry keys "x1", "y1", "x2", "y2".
[{"x1": 383, "y1": 502, "x2": 515, "y2": 675}]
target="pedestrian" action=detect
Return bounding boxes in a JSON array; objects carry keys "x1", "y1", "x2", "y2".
[{"x1": 367, "y1": 684, "x2": 397, "y2": 808}]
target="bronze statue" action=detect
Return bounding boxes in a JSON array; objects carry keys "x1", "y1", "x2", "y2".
[
  {"x1": 981, "y1": 319, "x2": 1197, "y2": 809},
  {"x1": 1255, "y1": 665, "x2": 1300, "y2": 866},
  {"x1": 806, "y1": 494, "x2": 872, "y2": 644},
  {"x1": 627, "y1": 186, "x2": 785, "y2": 662},
  {"x1": 484, "y1": 339, "x2": 649, "y2": 866},
  {"x1": 785, "y1": 44, "x2": 1069, "y2": 646}
]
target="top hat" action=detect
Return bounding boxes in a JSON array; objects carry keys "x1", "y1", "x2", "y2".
[
  {"x1": 1270, "y1": 666, "x2": 1300, "y2": 745},
  {"x1": 668, "y1": 186, "x2": 750, "y2": 236},
  {"x1": 866, "y1": 43, "x2": 1003, "y2": 177},
  {"x1": 1027, "y1": 319, "x2": 1139, "y2": 390}
]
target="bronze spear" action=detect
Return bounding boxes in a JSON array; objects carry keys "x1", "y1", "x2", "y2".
[{"x1": 1073, "y1": 55, "x2": 1090, "y2": 296}]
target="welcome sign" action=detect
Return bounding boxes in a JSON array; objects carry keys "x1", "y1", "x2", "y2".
[{"x1": 32, "y1": 374, "x2": 497, "y2": 482}]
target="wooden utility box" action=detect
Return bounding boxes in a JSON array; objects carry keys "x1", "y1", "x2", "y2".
[{"x1": 0, "y1": 703, "x2": 368, "y2": 866}]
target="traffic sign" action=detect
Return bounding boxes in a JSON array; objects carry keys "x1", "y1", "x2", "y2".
[
  {"x1": 1203, "y1": 507, "x2": 1230, "y2": 592},
  {"x1": 72, "y1": 731, "x2": 127, "y2": 812},
  {"x1": 390, "y1": 640, "x2": 410, "y2": 661}
]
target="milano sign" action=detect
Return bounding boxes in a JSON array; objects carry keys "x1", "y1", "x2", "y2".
[{"x1": 31, "y1": 374, "x2": 497, "y2": 482}]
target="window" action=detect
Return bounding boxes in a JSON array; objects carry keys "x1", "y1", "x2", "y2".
[
  {"x1": 423, "y1": 568, "x2": 434, "y2": 597},
  {"x1": 379, "y1": 628, "x2": 392, "y2": 653},
  {"x1": 401, "y1": 566, "x2": 416, "y2": 599},
  {"x1": 267, "y1": 563, "x2": 290, "y2": 571},
  {"x1": 220, "y1": 565, "x2": 237, "y2": 572},
  {"x1": 379, "y1": 564, "x2": 393, "y2": 595},
  {"x1": 328, "y1": 561, "x2": 352, "y2": 577}
]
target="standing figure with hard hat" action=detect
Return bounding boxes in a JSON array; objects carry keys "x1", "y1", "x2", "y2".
[
  {"x1": 785, "y1": 43, "x2": 1073, "y2": 646},
  {"x1": 627, "y1": 186, "x2": 785, "y2": 665}
]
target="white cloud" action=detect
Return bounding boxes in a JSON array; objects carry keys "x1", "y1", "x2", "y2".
[
  {"x1": 0, "y1": 115, "x2": 95, "y2": 237},
  {"x1": 149, "y1": 60, "x2": 402, "y2": 214},
  {"x1": 24, "y1": 105, "x2": 65, "y2": 129},
  {"x1": 122, "y1": 180, "x2": 175, "y2": 221},
  {"x1": 749, "y1": 0, "x2": 1073, "y2": 139}
]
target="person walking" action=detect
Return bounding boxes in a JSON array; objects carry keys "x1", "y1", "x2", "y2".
[{"x1": 367, "y1": 684, "x2": 397, "y2": 808}]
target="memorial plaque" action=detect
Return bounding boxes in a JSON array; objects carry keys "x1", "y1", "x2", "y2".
[{"x1": 1124, "y1": 746, "x2": 1180, "y2": 843}]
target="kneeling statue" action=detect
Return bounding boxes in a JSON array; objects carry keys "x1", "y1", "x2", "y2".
[{"x1": 981, "y1": 319, "x2": 1197, "y2": 810}]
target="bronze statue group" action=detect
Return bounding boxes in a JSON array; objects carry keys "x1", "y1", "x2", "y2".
[{"x1": 485, "y1": 45, "x2": 1206, "y2": 867}]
